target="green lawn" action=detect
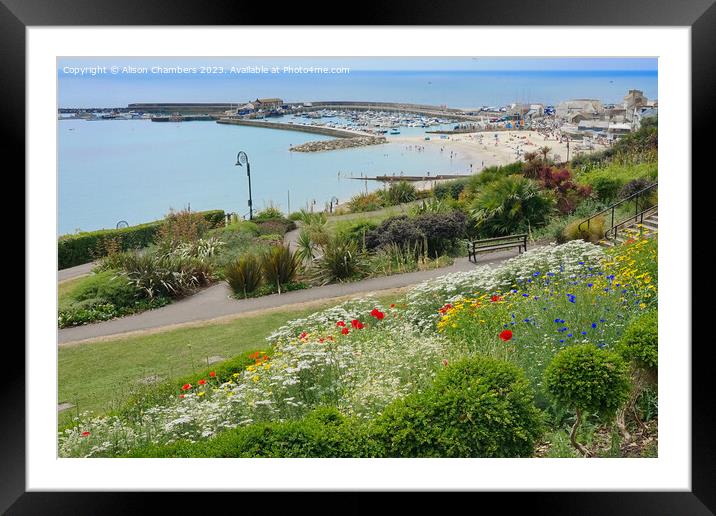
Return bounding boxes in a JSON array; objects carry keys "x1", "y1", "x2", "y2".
[
  {"x1": 58, "y1": 276, "x2": 87, "y2": 309},
  {"x1": 58, "y1": 292, "x2": 401, "y2": 426}
]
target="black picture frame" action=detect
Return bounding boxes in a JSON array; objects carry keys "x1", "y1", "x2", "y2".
[{"x1": 6, "y1": 0, "x2": 712, "y2": 513}]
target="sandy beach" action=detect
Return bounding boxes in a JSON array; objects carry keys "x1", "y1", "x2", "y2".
[{"x1": 392, "y1": 130, "x2": 609, "y2": 172}]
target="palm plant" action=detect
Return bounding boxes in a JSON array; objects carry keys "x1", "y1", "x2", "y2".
[
  {"x1": 261, "y1": 245, "x2": 300, "y2": 294},
  {"x1": 295, "y1": 229, "x2": 316, "y2": 265},
  {"x1": 471, "y1": 175, "x2": 554, "y2": 237}
]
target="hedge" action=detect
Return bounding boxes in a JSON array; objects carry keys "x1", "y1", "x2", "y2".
[{"x1": 58, "y1": 210, "x2": 225, "y2": 269}]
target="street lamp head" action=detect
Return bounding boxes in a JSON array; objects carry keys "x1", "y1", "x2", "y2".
[{"x1": 236, "y1": 151, "x2": 248, "y2": 167}]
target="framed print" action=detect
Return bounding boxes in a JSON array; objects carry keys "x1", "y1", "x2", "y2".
[{"x1": 5, "y1": 0, "x2": 714, "y2": 512}]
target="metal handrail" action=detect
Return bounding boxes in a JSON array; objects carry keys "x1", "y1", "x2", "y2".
[
  {"x1": 607, "y1": 204, "x2": 658, "y2": 241},
  {"x1": 578, "y1": 182, "x2": 657, "y2": 238}
]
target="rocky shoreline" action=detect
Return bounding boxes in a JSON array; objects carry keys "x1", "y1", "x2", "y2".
[{"x1": 290, "y1": 136, "x2": 387, "y2": 153}]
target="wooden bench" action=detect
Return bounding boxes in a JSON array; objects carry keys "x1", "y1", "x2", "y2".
[{"x1": 468, "y1": 234, "x2": 528, "y2": 263}]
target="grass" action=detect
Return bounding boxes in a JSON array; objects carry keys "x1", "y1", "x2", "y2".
[
  {"x1": 58, "y1": 292, "x2": 402, "y2": 427},
  {"x1": 58, "y1": 276, "x2": 88, "y2": 310}
]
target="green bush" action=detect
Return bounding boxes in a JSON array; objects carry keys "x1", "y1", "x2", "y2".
[
  {"x1": 433, "y1": 178, "x2": 470, "y2": 200},
  {"x1": 120, "y1": 252, "x2": 214, "y2": 299},
  {"x1": 225, "y1": 254, "x2": 263, "y2": 298},
  {"x1": 254, "y1": 206, "x2": 284, "y2": 221},
  {"x1": 347, "y1": 192, "x2": 384, "y2": 213},
  {"x1": 70, "y1": 270, "x2": 140, "y2": 307},
  {"x1": 617, "y1": 311, "x2": 658, "y2": 372},
  {"x1": 544, "y1": 344, "x2": 630, "y2": 419},
  {"x1": 371, "y1": 356, "x2": 543, "y2": 457},
  {"x1": 380, "y1": 181, "x2": 418, "y2": 205},
  {"x1": 261, "y1": 245, "x2": 300, "y2": 294},
  {"x1": 311, "y1": 235, "x2": 367, "y2": 285},
  {"x1": 58, "y1": 210, "x2": 225, "y2": 269},
  {"x1": 125, "y1": 407, "x2": 378, "y2": 458}
]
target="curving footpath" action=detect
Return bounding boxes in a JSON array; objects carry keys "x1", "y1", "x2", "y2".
[{"x1": 57, "y1": 250, "x2": 519, "y2": 345}]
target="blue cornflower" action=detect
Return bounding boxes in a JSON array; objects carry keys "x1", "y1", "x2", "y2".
[
  {"x1": 581, "y1": 331, "x2": 587, "y2": 335},
  {"x1": 599, "y1": 318, "x2": 606, "y2": 323},
  {"x1": 559, "y1": 339, "x2": 565, "y2": 343},
  {"x1": 524, "y1": 318, "x2": 530, "y2": 323},
  {"x1": 587, "y1": 283, "x2": 593, "y2": 288},
  {"x1": 522, "y1": 294, "x2": 529, "y2": 297},
  {"x1": 554, "y1": 319, "x2": 561, "y2": 323},
  {"x1": 591, "y1": 323, "x2": 597, "y2": 329},
  {"x1": 533, "y1": 271, "x2": 540, "y2": 276},
  {"x1": 579, "y1": 261, "x2": 585, "y2": 265},
  {"x1": 567, "y1": 333, "x2": 573, "y2": 338}
]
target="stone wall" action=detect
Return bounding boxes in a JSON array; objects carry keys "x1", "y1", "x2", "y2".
[{"x1": 290, "y1": 136, "x2": 387, "y2": 152}]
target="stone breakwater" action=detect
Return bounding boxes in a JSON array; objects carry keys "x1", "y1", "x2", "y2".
[{"x1": 290, "y1": 136, "x2": 387, "y2": 153}]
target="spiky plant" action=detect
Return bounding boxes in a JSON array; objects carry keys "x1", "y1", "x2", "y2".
[
  {"x1": 261, "y1": 245, "x2": 300, "y2": 294},
  {"x1": 224, "y1": 254, "x2": 263, "y2": 298},
  {"x1": 310, "y1": 235, "x2": 368, "y2": 285}
]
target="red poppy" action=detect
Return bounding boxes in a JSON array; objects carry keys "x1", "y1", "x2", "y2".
[
  {"x1": 209, "y1": 371, "x2": 216, "y2": 378},
  {"x1": 390, "y1": 304, "x2": 396, "y2": 308},
  {"x1": 262, "y1": 355, "x2": 268, "y2": 361},
  {"x1": 351, "y1": 319, "x2": 364, "y2": 329},
  {"x1": 81, "y1": 431, "x2": 90, "y2": 437},
  {"x1": 341, "y1": 327, "x2": 350, "y2": 335},
  {"x1": 438, "y1": 303, "x2": 453, "y2": 314},
  {"x1": 318, "y1": 338, "x2": 325, "y2": 343},
  {"x1": 499, "y1": 330, "x2": 513, "y2": 342},
  {"x1": 181, "y1": 383, "x2": 192, "y2": 391},
  {"x1": 179, "y1": 394, "x2": 185, "y2": 399},
  {"x1": 370, "y1": 308, "x2": 385, "y2": 320},
  {"x1": 336, "y1": 321, "x2": 346, "y2": 327},
  {"x1": 249, "y1": 351, "x2": 260, "y2": 360},
  {"x1": 299, "y1": 331, "x2": 308, "y2": 339},
  {"x1": 491, "y1": 295, "x2": 502, "y2": 302},
  {"x1": 198, "y1": 379, "x2": 207, "y2": 386}
]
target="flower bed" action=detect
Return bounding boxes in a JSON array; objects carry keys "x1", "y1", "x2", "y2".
[{"x1": 59, "y1": 235, "x2": 657, "y2": 458}]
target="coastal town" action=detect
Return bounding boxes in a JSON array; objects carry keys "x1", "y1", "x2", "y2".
[{"x1": 58, "y1": 89, "x2": 657, "y2": 166}]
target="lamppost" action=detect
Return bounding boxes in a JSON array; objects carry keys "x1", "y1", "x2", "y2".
[{"x1": 235, "y1": 151, "x2": 253, "y2": 220}]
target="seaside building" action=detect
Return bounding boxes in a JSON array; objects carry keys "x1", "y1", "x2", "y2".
[
  {"x1": 254, "y1": 98, "x2": 284, "y2": 111},
  {"x1": 555, "y1": 99, "x2": 604, "y2": 123}
]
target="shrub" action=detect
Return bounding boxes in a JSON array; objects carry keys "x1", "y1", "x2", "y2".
[
  {"x1": 253, "y1": 205, "x2": 284, "y2": 221},
  {"x1": 380, "y1": 181, "x2": 417, "y2": 205},
  {"x1": 58, "y1": 222, "x2": 162, "y2": 269},
  {"x1": 617, "y1": 311, "x2": 658, "y2": 372},
  {"x1": 562, "y1": 215, "x2": 606, "y2": 243},
  {"x1": 372, "y1": 356, "x2": 543, "y2": 457},
  {"x1": 333, "y1": 219, "x2": 379, "y2": 249},
  {"x1": 261, "y1": 245, "x2": 300, "y2": 294},
  {"x1": 311, "y1": 235, "x2": 367, "y2": 285},
  {"x1": 364, "y1": 216, "x2": 424, "y2": 250},
  {"x1": 414, "y1": 210, "x2": 468, "y2": 255},
  {"x1": 543, "y1": 344, "x2": 630, "y2": 456},
  {"x1": 255, "y1": 217, "x2": 296, "y2": 236},
  {"x1": 433, "y1": 178, "x2": 469, "y2": 200},
  {"x1": 294, "y1": 229, "x2": 316, "y2": 265},
  {"x1": 70, "y1": 270, "x2": 140, "y2": 307},
  {"x1": 471, "y1": 175, "x2": 554, "y2": 237},
  {"x1": 125, "y1": 407, "x2": 378, "y2": 458},
  {"x1": 155, "y1": 209, "x2": 211, "y2": 252},
  {"x1": 225, "y1": 254, "x2": 263, "y2": 298},
  {"x1": 347, "y1": 192, "x2": 384, "y2": 213},
  {"x1": 120, "y1": 252, "x2": 214, "y2": 299}
]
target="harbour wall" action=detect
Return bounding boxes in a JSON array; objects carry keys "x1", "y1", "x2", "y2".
[{"x1": 216, "y1": 118, "x2": 374, "y2": 138}]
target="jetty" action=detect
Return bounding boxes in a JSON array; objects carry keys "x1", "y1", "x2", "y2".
[{"x1": 350, "y1": 174, "x2": 471, "y2": 183}]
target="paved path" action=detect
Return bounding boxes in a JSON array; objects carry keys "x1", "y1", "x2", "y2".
[
  {"x1": 58, "y1": 261, "x2": 98, "y2": 283},
  {"x1": 57, "y1": 250, "x2": 519, "y2": 345}
]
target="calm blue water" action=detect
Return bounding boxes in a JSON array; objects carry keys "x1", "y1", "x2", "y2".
[{"x1": 58, "y1": 119, "x2": 472, "y2": 234}]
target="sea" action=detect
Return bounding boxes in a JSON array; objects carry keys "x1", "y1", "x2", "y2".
[{"x1": 58, "y1": 69, "x2": 658, "y2": 235}]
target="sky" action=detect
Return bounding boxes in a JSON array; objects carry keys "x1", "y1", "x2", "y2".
[{"x1": 57, "y1": 57, "x2": 658, "y2": 108}]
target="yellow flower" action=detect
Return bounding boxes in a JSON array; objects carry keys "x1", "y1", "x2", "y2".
[
  {"x1": 252, "y1": 375, "x2": 260, "y2": 382},
  {"x1": 197, "y1": 391, "x2": 205, "y2": 397}
]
